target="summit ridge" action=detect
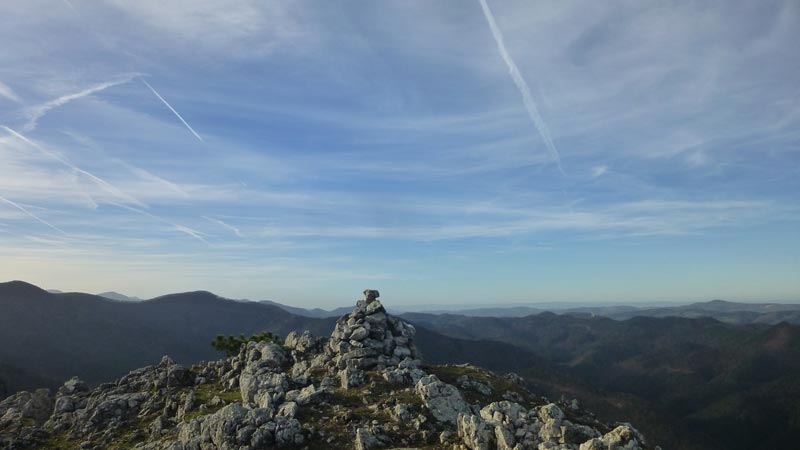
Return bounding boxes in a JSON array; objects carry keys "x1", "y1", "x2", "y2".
[{"x1": 0, "y1": 291, "x2": 654, "y2": 450}]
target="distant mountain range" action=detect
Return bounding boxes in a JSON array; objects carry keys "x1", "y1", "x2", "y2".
[
  {"x1": 47, "y1": 289, "x2": 144, "y2": 302},
  {"x1": 263, "y1": 297, "x2": 800, "y2": 324},
  {"x1": 578, "y1": 299, "x2": 800, "y2": 324},
  {"x1": 97, "y1": 291, "x2": 143, "y2": 302},
  {"x1": 64, "y1": 286, "x2": 800, "y2": 324},
  {"x1": 2, "y1": 280, "x2": 799, "y2": 449}
]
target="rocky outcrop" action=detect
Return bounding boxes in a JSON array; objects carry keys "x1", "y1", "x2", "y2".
[
  {"x1": 453, "y1": 401, "x2": 608, "y2": 450},
  {"x1": 0, "y1": 290, "x2": 658, "y2": 450},
  {"x1": 176, "y1": 403, "x2": 304, "y2": 449},
  {"x1": 415, "y1": 375, "x2": 472, "y2": 424}
]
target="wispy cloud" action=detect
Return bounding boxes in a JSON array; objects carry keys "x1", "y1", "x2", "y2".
[
  {"x1": 257, "y1": 198, "x2": 782, "y2": 241},
  {"x1": 0, "y1": 196, "x2": 67, "y2": 235},
  {"x1": 2, "y1": 126, "x2": 146, "y2": 208},
  {"x1": 0, "y1": 80, "x2": 22, "y2": 103},
  {"x1": 477, "y1": 0, "x2": 565, "y2": 175},
  {"x1": 0, "y1": 1, "x2": 797, "y2": 303},
  {"x1": 122, "y1": 164, "x2": 190, "y2": 198},
  {"x1": 203, "y1": 215, "x2": 243, "y2": 237},
  {"x1": 61, "y1": 0, "x2": 77, "y2": 12},
  {"x1": 22, "y1": 75, "x2": 138, "y2": 132},
  {"x1": 25, "y1": 235, "x2": 70, "y2": 248},
  {"x1": 110, "y1": 201, "x2": 209, "y2": 244},
  {"x1": 591, "y1": 165, "x2": 609, "y2": 178},
  {"x1": 140, "y1": 78, "x2": 204, "y2": 142}
]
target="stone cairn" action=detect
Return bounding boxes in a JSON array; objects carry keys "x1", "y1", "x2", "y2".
[{"x1": 327, "y1": 289, "x2": 422, "y2": 389}]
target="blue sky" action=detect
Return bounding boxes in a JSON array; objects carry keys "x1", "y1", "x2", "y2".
[{"x1": 0, "y1": 0, "x2": 798, "y2": 307}]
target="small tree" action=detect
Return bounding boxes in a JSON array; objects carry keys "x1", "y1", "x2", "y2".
[{"x1": 211, "y1": 331, "x2": 283, "y2": 357}]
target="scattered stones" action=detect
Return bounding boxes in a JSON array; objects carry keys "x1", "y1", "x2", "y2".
[
  {"x1": 457, "y1": 374, "x2": 493, "y2": 396},
  {"x1": 0, "y1": 290, "x2": 653, "y2": 450}
]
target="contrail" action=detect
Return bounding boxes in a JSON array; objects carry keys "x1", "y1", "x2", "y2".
[
  {"x1": 23, "y1": 75, "x2": 138, "y2": 132},
  {"x1": 477, "y1": 0, "x2": 565, "y2": 175},
  {"x1": 110, "y1": 201, "x2": 209, "y2": 244},
  {"x1": 0, "y1": 80, "x2": 22, "y2": 103},
  {"x1": 140, "y1": 78, "x2": 204, "y2": 142},
  {"x1": 62, "y1": 0, "x2": 77, "y2": 12},
  {"x1": 0, "y1": 196, "x2": 68, "y2": 235},
  {"x1": 2, "y1": 126, "x2": 146, "y2": 208},
  {"x1": 203, "y1": 215, "x2": 243, "y2": 237},
  {"x1": 124, "y1": 164, "x2": 189, "y2": 197}
]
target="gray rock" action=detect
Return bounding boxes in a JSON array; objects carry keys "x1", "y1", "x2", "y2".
[
  {"x1": 415, "y1": 375, "x2": 471, "y2": 424},
  {"x1": 457, "y1": 414, "x2": 494, "y2": 450},
  {"x1": 240, "y1": 370, "x2": 289, "y2": 409},
  {"x1": 457, "y1": 375, "x2": 493, "y2": 396},
  {"x1": 247, "y1": 341, "x2": 287, "y2": 369},
  {"x1": 480, "y1": 401, "x2": 526, "y2": 424},
  {"x1": 365, "y1": 299, "x2": 385, "y2": 315},
  {"x1": 284, "y1": 330, "x2": 324, "y2": 354},
  {"x1": 350, "y1": 326, "x2": 370, "y2": 341},
  {"x1": 295, "y1": 384, "x2": 329, "y2": 405},
  {"x1": 274, "y1": 416, "x2": 304, "y2": 446},
  {"x1": 276, "y1": 402, "x2": 298, "y2": 418},
  {"x1": 494, "y1": 424, "x2": 516, "y2": 450},
  {"x1": 0, "y1": 388, "x2": 53, "y2": 424},
  {"x1": 363, "y1": 289, "x2": 380, "y2": 302},
  {"x1": 579, "y1": 424, "x2": 643, "y2": 450},
  {"x1": 390, "y1": 403, "x2": 415, "y2": 422},
  {"x1": 53, "y1": 396, "x2": 75, "y2": 414},
  {"x1": 355, "y1": 427, "x2": 385, "y2": 450},
  {"x1": 340, "y1": 367, "x2": 365, "y2": 389},
  {"x1": 61, "y1": 377, "x2": 89, "y2": 396}
]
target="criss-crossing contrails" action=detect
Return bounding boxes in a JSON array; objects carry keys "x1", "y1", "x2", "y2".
[
  {"x1": 140, "y1": 78, "x2": 204, "y2": 142},
  {"x1": 111, "y1": 202, "x2": 210, "y2": 245},
  {"x1": 2, "y1": 126, "x2": 208, "y2": 244},
  {"x1": 0, "y1": 196, "x2": 67, "y2": 235},
  {"x1": 23, "y1": 75, "x2": 138, "y2": 132},
  {"x1": 2, "y1": 126, "x2": 146, "y2": 208},
  {"x1": 477, "y1": 0, "x2": 565, "y2": 176}
]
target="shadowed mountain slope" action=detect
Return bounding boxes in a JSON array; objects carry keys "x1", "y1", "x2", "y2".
[
  {"x1": 0, "y1": 281, "x2": 335, "y2": 388},
  {"x1": 402, "y1": 311, "x2": 800, "y2": 450}
]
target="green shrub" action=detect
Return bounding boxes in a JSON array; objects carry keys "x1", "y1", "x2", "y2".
[{"x1": 211, "y1": 331, "x2": 282, "y2": 357}]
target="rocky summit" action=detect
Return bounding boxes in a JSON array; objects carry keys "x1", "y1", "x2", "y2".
[{"x1": 0, "y1": 291, "x2": 658, "y2": 450}]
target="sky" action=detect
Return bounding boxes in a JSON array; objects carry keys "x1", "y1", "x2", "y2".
[{"x1": 0, "y1": 0, "x2": 798, "y2": 308}]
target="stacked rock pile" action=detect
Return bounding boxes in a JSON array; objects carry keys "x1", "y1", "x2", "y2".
[{"x1": 327, "y1": 289, "x2": 423, "y2": 389}]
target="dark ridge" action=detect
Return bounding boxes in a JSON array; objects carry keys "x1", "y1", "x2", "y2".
[{"x1": 0, "y1": 280, "x2": 49, "y2": 297}]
